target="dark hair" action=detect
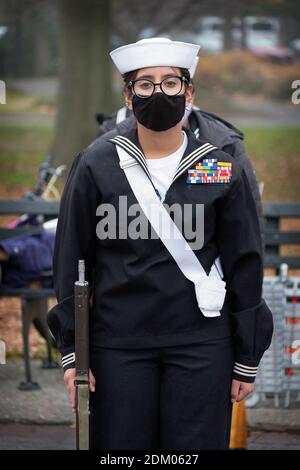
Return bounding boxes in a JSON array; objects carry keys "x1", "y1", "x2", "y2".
[{"x1": 122, "y1": 67, "x2": 191, "y2": 92}]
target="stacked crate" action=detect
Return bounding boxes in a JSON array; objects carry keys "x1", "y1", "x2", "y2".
[
  {"x1": 253, "y1": 275, "x2": 300, "y2": 407},
  {"x1": 255, "y1": 276, "x2": 286, "y2": 407},
  {"x1": 283, "y1": 278, "x2": 300, "y2": 406}
]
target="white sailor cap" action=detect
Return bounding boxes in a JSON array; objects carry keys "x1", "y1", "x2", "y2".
[
  {"x1": 189, "y1": 56, "x2": 199, "y2": 79},
  {"x1": 110, "y1": 37, "x2": 201, "y2": 75}
]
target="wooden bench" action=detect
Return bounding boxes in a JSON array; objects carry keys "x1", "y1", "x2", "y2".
[
  {"x1": 263, "y1": 203, "x2": 300, "y2": 271},
  {"x1": 0, "y1": 199, "x2": 60, "y2": 390}
]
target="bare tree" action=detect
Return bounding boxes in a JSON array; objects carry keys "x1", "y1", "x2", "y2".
[
  {"x1": 52, "y1": 0, "x2": 113, "y2": 169},
  {"x1": 112, "y1": 0, "x2": 195, "y2": 43}
]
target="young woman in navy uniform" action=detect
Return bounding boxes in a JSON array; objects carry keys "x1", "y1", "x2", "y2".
[{"x1": 48, "y1": 37, "x2": 273, "y2": 450}]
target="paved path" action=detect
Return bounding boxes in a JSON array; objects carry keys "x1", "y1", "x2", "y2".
[
  {"x1": 0, "y1": 423, "x2": 75, "y2": 450},
  {"x1": 0, "y1": 359, "x2": 73, "y2": 425},
  {"x1": 0, "y1": 424, "x2": 300, "y2": 450},
  {"x1": 1, "y1": 359, "x2": 300, "y2": 450},
  {"x1": 248, "y1": 431, "x2": 300, "y2": 450}
]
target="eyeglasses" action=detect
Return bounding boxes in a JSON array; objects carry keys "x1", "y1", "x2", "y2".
[{"x1": 128, "y1": 76, "x2": 188, "y2": 98}]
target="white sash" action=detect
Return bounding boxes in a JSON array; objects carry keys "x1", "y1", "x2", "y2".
[{"x1": 116, "y1": 145, "x2": 226, "y2": 318}]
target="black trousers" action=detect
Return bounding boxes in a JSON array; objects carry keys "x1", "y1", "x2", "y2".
[{"x1": 89, "y1": 335, "x2": 235, "y2": 451}]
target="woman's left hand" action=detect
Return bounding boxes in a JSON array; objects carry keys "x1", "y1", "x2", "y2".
[{"x1": 231, "y1": 379, "x2": 254, "y2": 403}]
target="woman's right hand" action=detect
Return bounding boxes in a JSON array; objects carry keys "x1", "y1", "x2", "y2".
[{"x1": 64, "y1": 368, "x2": 96, "y2": 414}]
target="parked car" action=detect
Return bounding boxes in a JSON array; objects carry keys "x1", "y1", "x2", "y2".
[
  {"x1": 243, "y1": 16, "x2": 280, "y2": 50},
  {"x1": 193, "y1": 16, "x2": 224, "y2": 53}
]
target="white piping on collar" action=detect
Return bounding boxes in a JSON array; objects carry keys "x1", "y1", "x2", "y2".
[
  {"x1": 110, "y1": 135, "x2": 218, "y2": 184},
  {"x1": 111, "y1": 136, "x2": 151, "y2": 179},
  {"x1": 194, "y1": 127, "x2": 200, "y2": 139},
  {"x1": 173, "y1": 142, "x2": 216, "y2": 180}
]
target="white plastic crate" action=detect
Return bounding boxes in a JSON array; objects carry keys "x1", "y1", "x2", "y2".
[{"x1": 251, "y1": 273, "x2": 300, "y2": 407}]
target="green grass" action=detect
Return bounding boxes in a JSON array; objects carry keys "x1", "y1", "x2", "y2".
[
  {"x1": 0, "y1": 123, "x2": 299, "y2": 202},
  {"x1": 0, "y1": 124, "x2": 53, "y2": 191},
  {"x1": 0, "y1": 124, "x2": 53, "y2": 150},
  {"x1": 241, "y1": 127, "x2": 300, "y2": 203},
  {"x1": 0, "y1": 88, "x2": 56, "y2": 115}
]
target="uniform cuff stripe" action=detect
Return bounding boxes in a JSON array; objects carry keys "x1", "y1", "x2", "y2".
[
  {"x1": 234, "y1": 363, "x2": 258, "y2": 375},
  {"x1": 233, "y1": 369, "x2": 257, "y2": 377},
  {"x1": 233, "y1": 363, "x2": 258, "y2": 377},
  {"x1": 62, "y1": 352, "x2": 75, "y2": 366},
  {"x1": 235, "y1": 362, "x2": 258, "y2": 370},
  {"x1": 62, "y1": 352, "x2": 75, "y2": 361},
  {"x1": 62, "y1": 357, "x2": 75, "y2": 368},
  {"x1": 234, "y1": 367, "x2": 257, "y2": 375}
]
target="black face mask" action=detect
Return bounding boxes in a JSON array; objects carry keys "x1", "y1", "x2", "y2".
[{"x1": 132, "y1": 92, "x2": 186, "y2": 132}]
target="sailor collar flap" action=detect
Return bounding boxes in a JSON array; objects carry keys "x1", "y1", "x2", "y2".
[{"x1": 108, "y1": 128, "x2": 218, "y2": 185}]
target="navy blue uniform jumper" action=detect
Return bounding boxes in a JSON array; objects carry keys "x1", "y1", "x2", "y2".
[{"x1": 47, "y1": 125, "x2": 273, "y2": 450}]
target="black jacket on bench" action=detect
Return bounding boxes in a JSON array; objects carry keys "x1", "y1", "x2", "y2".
[{"x1": 47, "y1": 126, "x2": 273, "y2": 383}]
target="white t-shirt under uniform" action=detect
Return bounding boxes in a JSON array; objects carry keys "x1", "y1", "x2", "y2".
[{"x1": 145, "y1": 131, "x2": 188, "y2": 201}]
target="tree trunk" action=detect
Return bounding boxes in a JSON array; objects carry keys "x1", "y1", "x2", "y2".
[
  {"x1": 52, "y1": 0, "x2": 113, "y2": 170},
  {"x1": 240, "y1": 16, "x2": 247, "y2": 50},
  {"x1": 223, "y1": 14, "x2": 232, "y2": 51},
  {"x1": 31, "y1": 3, "x2": 54, "y2": 77},
  {"x1": 280, "y1": 17, "x2": 297, "y2": 48}
]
